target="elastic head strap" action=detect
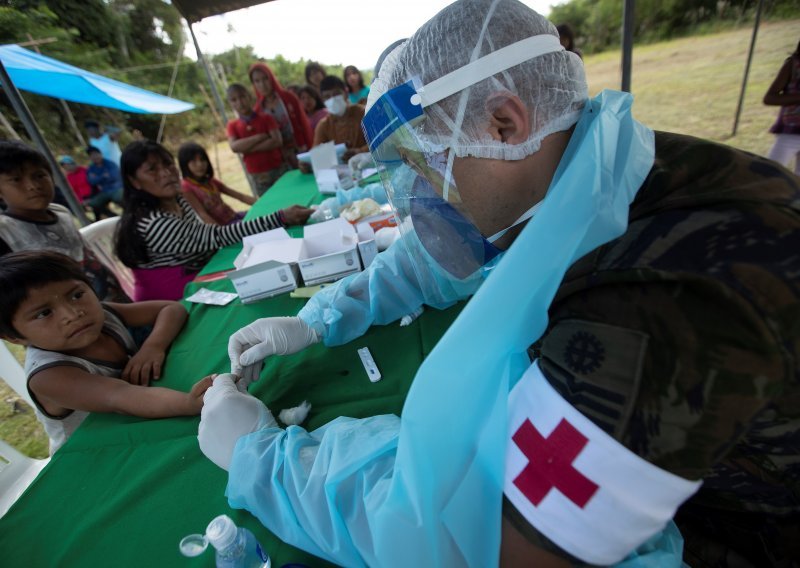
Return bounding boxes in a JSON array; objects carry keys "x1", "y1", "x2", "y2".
[{"x1": 416, "y1": 35, "x2": 564, "y2": 108}]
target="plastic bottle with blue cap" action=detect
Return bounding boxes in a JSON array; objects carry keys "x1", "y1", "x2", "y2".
[{"x1": 180, "y1": 514, "x2": 270, "y2": 567}]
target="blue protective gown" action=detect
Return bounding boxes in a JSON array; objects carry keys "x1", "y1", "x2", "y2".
[{"x1": 226, "y1": 91, "x2": 685, "y2": 567}]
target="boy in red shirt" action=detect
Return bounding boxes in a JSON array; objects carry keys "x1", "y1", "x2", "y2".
[{"x1": 226, "y1": 83, "x2": 286, "y2": 196}]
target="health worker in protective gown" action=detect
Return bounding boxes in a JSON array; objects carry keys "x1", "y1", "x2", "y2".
[{"x1": 199, "y1": 1, "x2": 800, "y2": 566}]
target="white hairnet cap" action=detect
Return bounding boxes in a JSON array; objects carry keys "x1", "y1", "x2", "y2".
[{"x1": 369, "y1": 0, "x2": 588, "y2": 160}]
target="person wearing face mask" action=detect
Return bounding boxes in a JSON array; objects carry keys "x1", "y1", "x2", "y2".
[
  {"x1": 201, "y1": 1, "x2": 800, "y2": 566},
  {"x1": 312, "y1": 75, "x2": 369, "y2": 161}
]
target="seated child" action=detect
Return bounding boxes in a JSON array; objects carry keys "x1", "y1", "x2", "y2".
[
  {"x1": 59, "y1": 154, "x2": 114, "y2": 220},
  {"x1": 115, "y1": 140, "x2": 313, "y2": 301},
  {"x1": 0, "y1": 251, "x2": 213, "y2": 454},
  {"x1": 178, "y1": 142, "x2": 255, "y2": 225},
  {"x1": 85, "y1": 145, "x2": 124, "y2": 212},
  {"x1": 0, "y1": 140, "x2": 127, "y2": 301},
  {"x1": 226, "y1": 83, "x2": 286, "y2": 196}
]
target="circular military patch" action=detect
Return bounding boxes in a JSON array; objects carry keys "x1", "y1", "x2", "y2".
[{"x1": 563, "y1": 331, "x2": 605, "y2": 374}]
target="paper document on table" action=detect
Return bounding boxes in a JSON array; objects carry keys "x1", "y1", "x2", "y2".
[{"x1": 185, "y1": 288, "x2": 238, "y2": 305}]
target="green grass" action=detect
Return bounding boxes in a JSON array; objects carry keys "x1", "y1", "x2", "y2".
[
  {"x1": 0, "y1": 342, "x2": 49, "y2": 459},
  {"x1": 584, "y1": 19, "x2": 799, "y2": 156},
  {"x1": 1, "y1": 20, "x2": 797, "y2": 459}
]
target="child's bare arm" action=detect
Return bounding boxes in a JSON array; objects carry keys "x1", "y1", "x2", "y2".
[
  {"x1": 108, "y1": 301, "x2": 188, "y2": 385},
  {"x1": 219, "y1": 182, "x2": 256, "y2": 206},
  {"x1": 228, "y1": 133, "x2": 268, "y2": 153},
  {"x1": 29, "y1": 367, "x2": 214, "y2": 417},
  {"x1": 247, "y1": 129, "x2": 283, "y2": 152},
  {"x1": 182, "y1": 190, "x2": 220, "y2": 224}
]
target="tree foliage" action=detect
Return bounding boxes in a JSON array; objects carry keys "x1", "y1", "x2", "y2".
[{"x1": 550, "y1": 0, "x2": 799, "y2": 54}]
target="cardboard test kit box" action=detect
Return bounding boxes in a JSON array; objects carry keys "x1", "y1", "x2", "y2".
[{"x1": 228, "y1": 219, "x2": 377, "y2": 302}]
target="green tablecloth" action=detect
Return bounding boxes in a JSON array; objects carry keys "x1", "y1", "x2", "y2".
[{"x1": 0, "y1": 170, "x2": 462, "y2": 567}]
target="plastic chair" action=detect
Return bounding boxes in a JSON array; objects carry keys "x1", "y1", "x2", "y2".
[
  {"x1": 0, "y1": 438, "x2": 49, "y2": 518},
  {"x1": 0, "y1": 341, "x2": 33, "y2": 408},
  {"x1": 79, "y1": 217, "x2": 136, "y2": 300}
]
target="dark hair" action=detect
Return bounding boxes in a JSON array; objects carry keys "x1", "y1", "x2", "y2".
[
  {"x1": 115, "y1": 140, "x2": 175, "y2": 268},
  {"x1": 226, "y1": 83, "x2": 251, "y2": 99},
  {"x1": 320, "y1": 75, "x2": 347, "y2": 94},
  {"x1": 177, "y1": 142, "x2": 213, "y2": 182},
  {"x1": 304, "y1": 61, "x2": 325, "y2": 84},
  {"x1": 84, "y1": 119, "x2": 99, "y2": 129},
  {"x1": 86, "y1": 145, "x2": 102, "y2": 156},
  {"x1": 0, "y1": 140, "x2": 51, "y2": 176},
  {"x1": 0, "y1": 250, "x2": 91, "y2": 339},
  {"x1": 556, "y1": 24, "x2": 576, "y2": 52},
  {"x1": 298, "y1": 85, "x2": 325, "y2": 112},
  {"x1": 343, "y1": 65, "x2": 365, "y2": 94}
]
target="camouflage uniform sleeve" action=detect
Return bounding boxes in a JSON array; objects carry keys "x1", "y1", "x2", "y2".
[{"x1": 534, "y1": 276, "x2": 788, "y2": 479}]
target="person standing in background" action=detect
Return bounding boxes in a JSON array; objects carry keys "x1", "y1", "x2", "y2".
[
  {"x1": 305, "y1": 61, "x2": 326, "y2": 91},
  {"x1": 84, "y1": 120, "x2": 122, "y2": 165},
  {"x1": 344, "y1": 65, "x2": 370, "y2": 105},
  {"x1": 556, "y1": 23, "x2": 583, "y2": 59},
  {"x1": 298, "y1": 85, "x2": 329, "y2": 134},
  {"x1": 249, "y1": 62, "x2": 314, "y2": 170},
  {"x1": 764, "y1": 39, "x2": 800, "y2": 175}
]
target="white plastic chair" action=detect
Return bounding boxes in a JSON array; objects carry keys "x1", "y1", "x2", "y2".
[
  {"x1": 0, "y1": 438, "x2": 49, "y2": 518},
  {"x1": 79, "y1": 217, "x2": 136, "y2": 300},
  {"x1": 0, "y1": 341, "x2": 32, "y2": 408}
]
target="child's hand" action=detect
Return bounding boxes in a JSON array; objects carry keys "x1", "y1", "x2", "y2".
[
  {"x1": 123, "y1": 346, "x2": 166, "y2": 386},
  {"x1": 188, "y1": 374, "x2": 216, "y2": 414}
]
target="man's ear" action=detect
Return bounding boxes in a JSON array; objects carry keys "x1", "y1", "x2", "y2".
[{"x1": 486, "y1": 93, "x2": 531, "y2": 145}]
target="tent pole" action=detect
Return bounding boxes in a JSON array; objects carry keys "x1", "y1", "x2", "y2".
[
  {"x1": 0, "y1": 58, "x2": 89, "y2": 226},
  {"x1": 188, "y1": 22, "x2": 258, "y2": 196},
  {"x1": 188, "y1": 24, "x2": 228, "y2": 125},
  {"x1": 621, "y1": 0, "x2": 635, "y2": 93},
  {"x1": 731, "y1": 0, "x2": 763, "y2": 137}
]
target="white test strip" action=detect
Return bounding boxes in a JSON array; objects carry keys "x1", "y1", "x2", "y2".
[{"x1": 357, "y1": 347, "x2": 382, "y2": 383}]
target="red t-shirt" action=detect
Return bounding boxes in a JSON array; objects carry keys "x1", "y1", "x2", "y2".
[
  {"x1": 66, "y1": 166, "x2": 92, "y2": 201},
  {"x1": 226, "y1": 114, "x2": 283, "y2": 174}
]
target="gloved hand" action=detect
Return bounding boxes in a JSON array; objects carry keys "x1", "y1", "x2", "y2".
[
  {"x1": 347, "y1": 152, "x2": 375, "y2": 174},
  {"x1": 228, "y1": 317, "x2": 320, "y2": 386},
  {"x1": 198, "y1": 373, "x2": 277, "y2": 471}
]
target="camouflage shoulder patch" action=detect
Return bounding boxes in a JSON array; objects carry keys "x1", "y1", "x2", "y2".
[{"x1": 535, "y1": 319, "x2": 649, "y2": 441}]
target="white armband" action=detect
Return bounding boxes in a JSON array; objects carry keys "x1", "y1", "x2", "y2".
[{"x1": 504, "y1": 361, "x2": 702, "y2": 565}]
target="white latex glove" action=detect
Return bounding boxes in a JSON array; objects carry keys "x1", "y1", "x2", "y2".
[
  {"x1": 198, "y1": 373, "x2": 277, "y2": 471},
  {"x1": 228, "y1": 317, "x2": 320, "y2": 386}
]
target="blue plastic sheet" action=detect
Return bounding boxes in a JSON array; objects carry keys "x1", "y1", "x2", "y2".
[
  {"x1": 227, "y1": 91, "x2": 665, "y2": 566},
  {"x1": 0, "y1": 44, "x2": 194, "y2": 114}
]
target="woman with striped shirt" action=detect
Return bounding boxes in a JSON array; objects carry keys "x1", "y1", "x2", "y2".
[{"x1": 115, "y1": 140, "x2": 312, "y2": 301}]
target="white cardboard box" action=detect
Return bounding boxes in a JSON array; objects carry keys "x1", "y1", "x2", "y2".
[
  {"x1": 227, "y1": 260, "x2": 298, "y2": 303},
  {"x1": 298, "y1": 218, "x2": 361, "y2": 285},
  {"x1": 234, "y1": 227, "x2": 292, "y2": 270}
]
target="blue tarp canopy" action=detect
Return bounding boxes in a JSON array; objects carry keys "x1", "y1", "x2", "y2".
[{"x1": 0, "y1": 44, "x2": 194, "y2": 114}]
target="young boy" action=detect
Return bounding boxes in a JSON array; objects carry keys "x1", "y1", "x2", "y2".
[
  {"x1": 226, "y1": 83, "x2": 286, "y2": 196},
  {"x1": 0, "y1": 140, "x2": 127, "y2": 301},
  {"x1": 0, "y1": 251, "x2": 213, "y2": 454},
  {"x1": 59, "y1": 154, "x2": 114, "y2": 220}
]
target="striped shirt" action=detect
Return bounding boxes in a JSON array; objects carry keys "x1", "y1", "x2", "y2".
[{"x1": 136, "y1": 196, "x2": 283, "y2": 270}]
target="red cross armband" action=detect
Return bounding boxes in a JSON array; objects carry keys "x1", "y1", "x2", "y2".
[{"x1": 504, "y1": 361, "x2": 702, "y2": 565}]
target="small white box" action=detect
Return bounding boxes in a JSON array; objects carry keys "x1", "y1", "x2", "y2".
[
  {"x1": 298, "y1": 218, "x2": 361, "y2": 286},
  {"x1": 234, "y1": 227, "x2": 292, "y2": 270},
  {"x1": 228, "y1": 260, "x2": 298, "y2": 303}
]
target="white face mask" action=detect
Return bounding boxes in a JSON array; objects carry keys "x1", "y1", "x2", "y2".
[{"x1": 325, "y1": 95, "x2": 347, "y2": 117}]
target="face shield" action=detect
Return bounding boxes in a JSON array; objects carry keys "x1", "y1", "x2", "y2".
[{"x1": 362, "y1": 34, "x2": 564, "y2": 303}]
